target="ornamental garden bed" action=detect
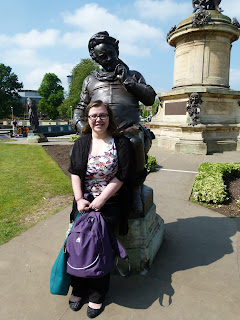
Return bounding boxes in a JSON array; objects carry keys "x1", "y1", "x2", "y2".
[{"x1": 190, "y1": 162, "x2": 240, "y2": 218}]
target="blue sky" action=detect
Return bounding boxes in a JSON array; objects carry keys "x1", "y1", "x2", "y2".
[{"x1": 1, "y1": 0, "x2": 240, "y2": 94}]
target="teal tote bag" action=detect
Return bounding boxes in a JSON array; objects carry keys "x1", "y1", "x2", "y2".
[{"x1": 50, "y1": 212, "x2": 81, "y2": 295}]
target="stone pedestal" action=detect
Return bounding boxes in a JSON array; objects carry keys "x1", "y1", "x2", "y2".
[
  {"x1": 117, "y1": 185, "x2": 165, "y2": 273},
  {"x1": 27, "y1": 132, "x2": 48, "y2": 143},
  {"x1": 151, "y1": 10, "x2": 240, "y2": 154},
  {"x1": 150, "y1": 86, "x2": 240, "y2": 154}
]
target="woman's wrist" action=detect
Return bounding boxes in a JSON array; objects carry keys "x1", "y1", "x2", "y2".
[{"x1": 75, "y1": 197, "x2": 83, "y2": 203}]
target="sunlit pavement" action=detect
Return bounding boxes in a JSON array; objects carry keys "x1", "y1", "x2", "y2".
[{"x1": 0, "y1": 145, "x2": 240, "y2": 320}]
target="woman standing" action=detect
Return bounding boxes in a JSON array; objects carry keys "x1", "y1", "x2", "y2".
[{"x1": 68, "y1": 100, "x2": 133, "y2": 318}]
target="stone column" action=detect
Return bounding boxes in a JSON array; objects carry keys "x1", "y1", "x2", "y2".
[{"x1": 168, "y1": 11, "x2": 239, "y2": 89}]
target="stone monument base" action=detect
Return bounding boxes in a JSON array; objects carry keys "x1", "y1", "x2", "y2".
[
  {"x1": 150, "y1": 86, "x2": 240, "y2": 155},
  {"x1": 117, "y1": 185, "x2": 165, "y2": 273},
  {"x1": 151, "y1": 123, "x2": 240, "y2": 154},
  {"x1": 27, "y1": 132, "x2": 48, "y2": 143}
]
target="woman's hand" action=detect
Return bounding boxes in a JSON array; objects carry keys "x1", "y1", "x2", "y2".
[
  {"x1": 77, "y1": 198, "x2": 91, "y2": 212},
  {"x1": 89, "y1": 177, "x2": 124, "y2": 211},
  {"x1": 89, "y1": 195, "x2": 106, "y2": 212}
]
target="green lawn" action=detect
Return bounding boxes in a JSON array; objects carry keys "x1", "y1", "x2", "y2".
[{"x1": 0, "y1": 143, "x2": 73, "y2": 244}]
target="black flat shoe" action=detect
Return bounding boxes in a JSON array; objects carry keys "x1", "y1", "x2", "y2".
[
  {"x1": 69, "y1": 300, "x2": 83, "y2": 312},
  {"x1": 87, "y1": 305, "x2": 104, "y2": 318}
]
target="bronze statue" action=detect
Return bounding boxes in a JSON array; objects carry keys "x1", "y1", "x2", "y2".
[
  {"x1": 72, "y1": 31, "x2": 156, "y2": 215},
  {"x1": 186, "y1": 93, "x2": 202, "y2": 126},
  {"x1": 192, "y1": 0, "x2": 222, "y2": 12},
  {"x1": 27, "y1": 97, "x2": 40, "y2": 133}
]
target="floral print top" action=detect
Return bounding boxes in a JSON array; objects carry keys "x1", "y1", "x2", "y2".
[{"x1": 85, "y1": 138, "x2": 118, "y2": 197}]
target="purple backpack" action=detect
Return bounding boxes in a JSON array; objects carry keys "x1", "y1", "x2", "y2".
[{"x1": 66, "y1": 211, "x2": 128, "y2": 278}]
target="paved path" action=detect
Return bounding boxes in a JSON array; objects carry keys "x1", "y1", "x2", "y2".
[
  {"x1": 1, "y1": 144, "x2": 240, "y2": 320},
  {"x1": 4, "y1": 135, "x2": 74, "y2": 145}
]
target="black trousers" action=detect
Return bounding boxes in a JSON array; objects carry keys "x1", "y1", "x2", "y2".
[
  {"x1": 71, "y1": 273, "x2": 110, "y2": 304},
  {"x1": 70, "y1": 195, "x2": 121, "y2": 303}
]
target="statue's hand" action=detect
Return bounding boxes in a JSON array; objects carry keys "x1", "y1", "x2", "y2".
[
  {"x1": 75, "y1": 120, "x2": 85, "y2": 134},
  {"x1": 116, "y1": 64, "x2": 127, "y2": 83}
]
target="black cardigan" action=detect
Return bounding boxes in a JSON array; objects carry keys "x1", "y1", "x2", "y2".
[{"x1": 68, "y1": 134, "x2": 135, "y2": 234}]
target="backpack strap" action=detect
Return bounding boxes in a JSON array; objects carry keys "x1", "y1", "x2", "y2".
[
  {"x1": 64, "y1": 212, "x2": 83, "y2": 251},
  {"x1": 106, "y1": 224, "x2": 131, "y2": 277}
]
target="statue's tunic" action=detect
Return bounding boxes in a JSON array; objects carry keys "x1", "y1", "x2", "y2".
[{"x1": 73, "y1": 69, "x2": 156, "y2": 131}]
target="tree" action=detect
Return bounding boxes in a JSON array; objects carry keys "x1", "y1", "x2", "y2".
[
  {"x1": 0, "y1": 64, "x2": 23, "y2": 118},
  {"x1": 38, "y1": 73, "x2": 64, "y2": 119},
  {"x1": 140, "y1": 97, "x2": 160, "y2": 119},
  {"x1": 58, "y1": 59, "x2": 99, "y2": 118}
]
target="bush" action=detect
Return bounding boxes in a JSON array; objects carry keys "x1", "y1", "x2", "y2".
[
  {"x1": 237, "y1": 199, "x2": 240, "y2": 210},
  {"x1": 146, "y1": 154, "x2": 157, "y2": 173},
  {"x1": 191, "y1": 162, "x2": 240, "y2": 204},
  {"x1": 70, "y1": 135, "x2": 79, "y2": 142}
]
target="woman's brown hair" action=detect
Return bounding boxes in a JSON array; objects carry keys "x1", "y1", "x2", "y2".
[{"x1": 82, "y1": 100, "x2": 119, "y2": 136}]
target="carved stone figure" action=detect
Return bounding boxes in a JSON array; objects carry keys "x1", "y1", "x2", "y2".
[
  {"x1": 232, "y1": 17, "x2": 240, "y2": 28},
  {"x1": 27, "y1": 98, "x2": 40, "y2": 133},
  {"x1": 192, "y1": 9, "x2": 211, "y2": 26},
  {"x1": 166, "y1": 25, "x2": 177, "y2": 40},
  {"x1": 192, "y1": 0, "x2": 222, "y2": 12},
  {"x1": 72, "y1": 31, "x2": 156, "y2": 215},
  {"x1": 186, "y1": 93, "x2": 203, "y2": 126}
]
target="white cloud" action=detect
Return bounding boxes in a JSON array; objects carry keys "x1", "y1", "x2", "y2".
[
  {"x1": 120, "y1": 43, "x2": 151, "y2": 57},
  {"x1": 0, "y1": 3, "x2": 165, "y2": 90},
  {"x1": 134, "y1": 0, "x2": 189, "y2": 21},
  {"x1": 0, "y1": 34, "x2": 9, "y2": 48},
  {"x1": 61, "y1": 3, "x2": 163, "y2": 55},
  {"x1": 62, "y1": 4, "x2": 117, "y2": 30},
  {"x1": 3, "y1": 48, "x2": 46, "y2": 67},
  {"x1": 1, "y1": 46, "x2": 73, "y2": 90},
  {"x1": 0, "y1": 29, "x2": 59, "y2": 49},
  {"x1": 13, "y1": 29, "x2": 60, "y2": 48},
  {"x1": 22, "y1": 63, "x2": 74, "y2": 91},
  {"x1": 0, "y1": 28, "x2": 71, "y2": 90},
  {"x1": 61, "y1": 31, "x2": 91, "y2": 49},
  {"x1": 116, "y1": 19, "x2": 162, "y2": 43}
]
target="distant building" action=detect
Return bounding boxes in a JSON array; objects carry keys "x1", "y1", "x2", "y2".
[
  {"x1": 67, "y1": 75, "x2": 73, "y2": 86},
  {"x1": 67, "y1": 75, "x2": 73, "y2": 94}
]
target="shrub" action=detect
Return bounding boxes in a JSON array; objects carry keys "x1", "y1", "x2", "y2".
[
  {"x1": 237, "y1": 199, "x2": 240, "y2": 210},
  {"x1": 146, "y1": 154, "x2": 157, "y2": 173},
  {"x1": 191, "y1": 162, "x2": 240, "y2": 204},
  {"x1": 70, "y1": 135, "x2": 79, "y2": 142}
]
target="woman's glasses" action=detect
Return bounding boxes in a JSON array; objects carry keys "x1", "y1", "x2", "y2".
[{"x1": 88, "y1": 113, "x2": 109, "y2": 121}]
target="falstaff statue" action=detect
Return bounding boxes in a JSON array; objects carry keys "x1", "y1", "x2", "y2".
[{"x1": 72, "y1": 31, "x2": 156, "y2": 216}]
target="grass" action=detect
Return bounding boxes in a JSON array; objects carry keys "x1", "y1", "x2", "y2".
[{"x1": 0, "y1": 143, "x2": 73, "y2": 244}]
